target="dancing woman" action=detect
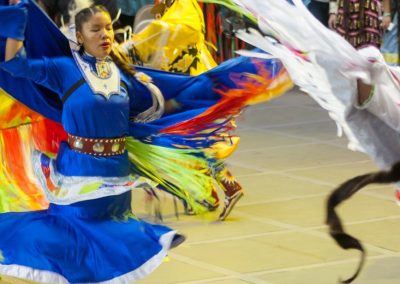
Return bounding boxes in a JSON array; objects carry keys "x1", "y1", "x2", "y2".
[
  {"x1": 0, "y1": 0, "x2": 292, "y2": 282},
  {"x1": 0, "y1": 1, "x2": 192, "y2": 283}
]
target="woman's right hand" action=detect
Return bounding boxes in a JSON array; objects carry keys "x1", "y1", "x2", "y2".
[
  {"x1": 9, "y1": 0, "x2": 20, "y2": 4},
  {"x1": 328, "y1": 14, "x2": 337, "y2": 30}
]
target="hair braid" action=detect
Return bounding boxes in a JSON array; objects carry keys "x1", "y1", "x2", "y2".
[
  {"x1": 327, "y1": 161, "x2": 400, "y2": 283},
  {"x1": 110, "y1": 48, "x2": 136, "y2": 77}
]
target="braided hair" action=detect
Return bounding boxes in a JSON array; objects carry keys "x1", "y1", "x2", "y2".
[
  {"x1": 75, "y1": 5, "x2": 136, "y2": 77},
  {"x1": 326, "y1": 161, "x2": 400, "y2": 283}
]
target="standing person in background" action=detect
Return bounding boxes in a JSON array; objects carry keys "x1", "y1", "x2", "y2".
[
  {"x1": 36, "y1": 0, "x2": 71, "y2": 26},
  {"x1": 37, "y1": 0, "x2": 118, "y2": 27},
  {"x1": 116, "y1": 0, "x2": 154, "y2": 29},
  {"x1": 328, "y1": 0, "x2": 391, "y2": 48},
  {"x1": 381, "y1": 0, "x2": 399, "y2": 65},
  {"x1": 307, "y1": 0, "x2": 330, "y2": 27}
]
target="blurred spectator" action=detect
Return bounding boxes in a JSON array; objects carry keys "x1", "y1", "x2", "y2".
[
  {"x1": 117, "y1": 0, "x2": 154, "y2": 28},
  {"x1": 328, "y1": 0, "x2": 391, "y2": 48},
  {"x1": 381, "y1": 0, "x2": 399, "y2": 65},
  {"x1": 37, "y1": 0, "x2": 118, "y2": 27}
]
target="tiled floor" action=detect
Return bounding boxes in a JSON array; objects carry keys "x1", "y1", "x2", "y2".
[{"x1": 2, "y1": 90, "x2": 400, "y2": 284}]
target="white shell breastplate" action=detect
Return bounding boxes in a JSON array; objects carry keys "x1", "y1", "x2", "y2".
[{"x1": 73, "y1": 51, "x2": 120, "y2": 100}]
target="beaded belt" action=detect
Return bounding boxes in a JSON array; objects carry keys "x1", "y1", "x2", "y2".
[{"x1": 68, "y1": 134, "x2": 126, "y2": 156}]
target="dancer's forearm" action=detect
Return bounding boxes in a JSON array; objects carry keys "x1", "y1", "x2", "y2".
[
  {"x1": 382, "y1": 0, "x2": 391, "y2": 16},
  {"x1": 5, "y1": 38, "x2": 23, "y2": 61}
]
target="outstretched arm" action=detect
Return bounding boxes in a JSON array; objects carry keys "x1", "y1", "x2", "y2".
[{"x1": 0, "y1": 1, "x2": 65, "y2": 94}]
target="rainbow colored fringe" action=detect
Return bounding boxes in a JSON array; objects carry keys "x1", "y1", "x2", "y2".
[
  {"x1": 0, "y1": 86, "x2": 220, "y2": 214},
  {"x1": 0, "y1": 90, "x2": 46, "y2": 212},
  {"x1": 0, "y1": 89, "x2": 67, "y2": 213},
  {"x1": 161, "y1": 60, "x2": 293, "y2": 136},
  {"x1": 126, "y1": 137, "x2": 217, "y2": 213},
  {"x1": 0, "y1": 124, "x2": 46, "y2": 212},
  {"x1": 132, "y1": 62, "x2": 292, "y2": 212},
  {"x1": 0, "y1": 60, "x2": 292, "y2": 214}
]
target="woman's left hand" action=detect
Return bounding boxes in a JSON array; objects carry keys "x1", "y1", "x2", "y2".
[
  {"x1": 381, "y1": 15, "x2": 392, "y2": 31},
  {"x1": 9, "y1": 0, "x2": 20, "y2": 4},
  {"x1": 165, "y1": 99, "x2": 182, "y2": 114}
]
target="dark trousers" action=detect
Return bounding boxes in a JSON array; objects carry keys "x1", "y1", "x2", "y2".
[{"x1": 307, "y1": 0, "x2": 329, "y2": 27}]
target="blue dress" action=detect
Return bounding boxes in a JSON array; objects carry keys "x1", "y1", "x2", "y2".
[
  {"x1": 0, "y1": 1, "x2": 289, "y2": 282},
  {"x1": 0, "y1": 38, "x2": 178, "y2": 284}
]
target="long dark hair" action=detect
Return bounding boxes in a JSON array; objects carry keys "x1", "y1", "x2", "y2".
[
  {"x1": 75, "y1": 5, "x2": 136, "y2": 77},
  {"x1": 326, "y1": 161, "x2": 400, "y2": 283}
]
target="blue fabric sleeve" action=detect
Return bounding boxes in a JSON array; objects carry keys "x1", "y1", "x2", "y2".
[
  {"x1": 0, "y1": 47, "x2": 63, "y2": 94},
  {"x1": 126, "y1": 76, "x2": 153, "y2": 116},
  {"x1": 0, "y1": 2, "x2": 27, "y2": 40}
]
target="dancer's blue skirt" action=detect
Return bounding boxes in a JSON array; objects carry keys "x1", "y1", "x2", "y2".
[{"x1": 0, "y1": 192, "x2": 176, "y2": 283}]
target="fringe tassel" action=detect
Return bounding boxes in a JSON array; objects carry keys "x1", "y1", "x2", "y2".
[
  {"x1": 160, "y1": 62, "x2": 292, "y2": 136},
  {"x1": 0, "y1": 125, "x2": 48, "y2": 212},
  {"x1": 0, "y1": 89, "x2": 42, "y2": 130},
  {"x1": 0, "y1": 90, "x2": 67, "y2": 212},
  {"x1": 126, "y1": 137, "x2": 217, "y2": 214}
]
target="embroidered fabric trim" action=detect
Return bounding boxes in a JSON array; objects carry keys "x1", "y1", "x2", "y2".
[
  {"x1": 31, "y1": 151, "x2": 158, "y2": 205},
  {"x1": 72, "y1": 50, "x2": 120, "y2": 99}
]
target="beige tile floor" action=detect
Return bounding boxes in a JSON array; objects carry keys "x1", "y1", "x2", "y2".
[{"x1": 2, "y1": 90, "x2": 400, "y2": 284}]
